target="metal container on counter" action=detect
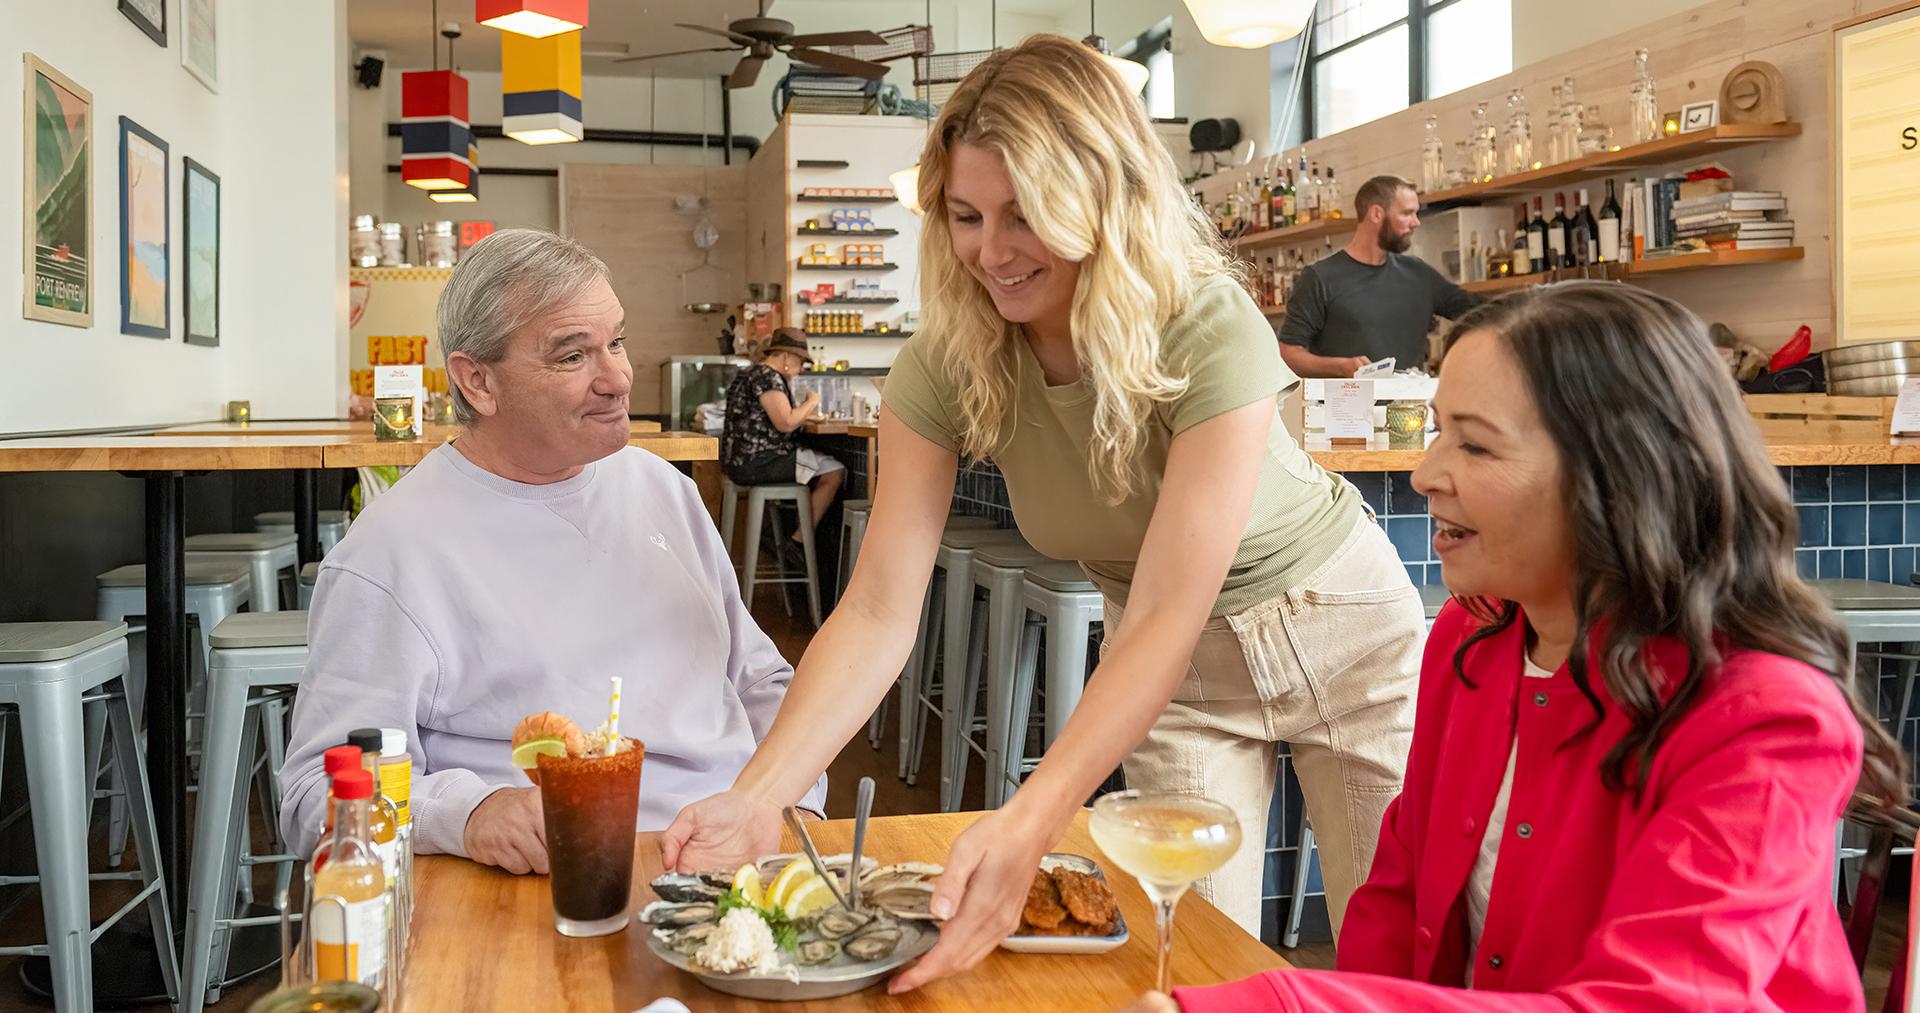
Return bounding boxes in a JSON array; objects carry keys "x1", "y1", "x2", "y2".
[
  {"x1": 349, "y1": 215, "x2": 380, "y2": 268},
  {"x1": 1826, "y1": 340, "x2": 1920, "y2": 396},
  {"x1": 377, "y1": 222, "x2": 406, "y2": 267},
  {"x1": 422, "y1": 221, "x2": 457, "y2": 267}
]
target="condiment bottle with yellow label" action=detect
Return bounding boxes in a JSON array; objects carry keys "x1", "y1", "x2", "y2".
[{"x1": 310, "y1": 768, "x2": 387, "y2": 988}]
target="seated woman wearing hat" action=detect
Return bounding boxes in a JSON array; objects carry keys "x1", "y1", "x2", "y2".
[{"x1": 720, "y1": 328, "x2": 845, "y2": 552}]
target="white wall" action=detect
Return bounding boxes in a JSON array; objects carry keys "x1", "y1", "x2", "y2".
[
  {"x1": 1512, "y1": 0, "x2": 1720, "y2": 67},
  {"x1": 2, "y1": 0, "x2": 349, "y2": 432}
]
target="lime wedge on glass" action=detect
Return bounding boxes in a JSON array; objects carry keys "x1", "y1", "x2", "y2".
[{"x1": 511, "y1": 737, "x2": 568, "y2": 768}]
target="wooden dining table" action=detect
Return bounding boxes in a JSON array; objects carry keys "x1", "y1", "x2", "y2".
[
  {"x1": 802, "y1": 418, "x2": 881, "y2": 499},
  {"x1": 403, "y1": 810, "x2": 1288, "y2": 1012}
]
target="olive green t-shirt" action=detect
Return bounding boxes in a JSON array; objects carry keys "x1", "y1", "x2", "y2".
[{"x1": 884, "y1": 274, "x2": 1360, "y2": 616}]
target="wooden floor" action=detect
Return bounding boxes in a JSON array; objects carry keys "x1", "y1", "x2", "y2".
[{"x1": 0, "y1": 582, "x2": 1901, "y2": 1008}]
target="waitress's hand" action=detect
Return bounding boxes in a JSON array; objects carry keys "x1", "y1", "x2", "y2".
[
  {"x1": 887, "y1": 806, "x2": 1059, "y2": 993},
  {"x1": 1116, "y1": 993, "x2": 1181, "y2": 1013},
  {"x1": 1342, "y1": 356, "x2": 1375, "y2": 377},
  {"x1": 659, "y1": 790, "x2": 783, "y2": 873}
]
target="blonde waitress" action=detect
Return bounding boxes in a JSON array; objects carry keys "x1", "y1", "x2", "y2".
[{"x1": 664, "y1": 35, "x2": 1423, "y2": 988}]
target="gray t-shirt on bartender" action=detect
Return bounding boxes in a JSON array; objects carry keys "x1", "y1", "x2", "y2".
[{"x1": 1278, "y1": 251, "x2": 1479, "y2": 368}]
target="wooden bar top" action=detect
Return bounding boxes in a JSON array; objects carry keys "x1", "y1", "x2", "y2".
[
  {"x1": 1303, "y1": 431, "x2": 1920, "y2": 473},
  {"x1": 403, "y1": 810, "x2": 1287, "y2": 1012},
  {"x1": 0, "y1": 435, "x2": 333, "y2": 473},
  {"x1": 804, "y1": 419, "x2": 880, "y2": 438},
  {"x1": 319, "y1": 430, "x2": 717, "y2": 468},
  {"x1": 152, "y1": 418, "x2": 664, "y2": 436}
]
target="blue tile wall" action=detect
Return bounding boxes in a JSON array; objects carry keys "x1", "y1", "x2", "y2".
[{"x1": 946, "y1": 462, "x2": 1920, "y2": 588}]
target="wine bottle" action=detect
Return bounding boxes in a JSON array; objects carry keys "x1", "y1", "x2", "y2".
[
  {"x1": 1548, "y1": 192, "x2": 1571, "y2": 268},
  {"x1": 1598, "y1": 178, "x2": 1622, "y2": 263},
  {"x1": 1572, "y1": 188, "x2": 1599, "y2": 267},
  {"x1": 1281, "y1": 169, "x2": 1297, "y2": 227},
  {"x1": 1270, "y1": 175, "x2": 1285, "y2": 231},
  {"x1": 1513, "y1": 205, "x2": 1532, "y2": 275},
  {"x1": 1528, "y1": 198, "x2": 1549, "y2": 274},
  {"x1": 1256, "y1": 177, "x2": 1271, "y2": 231}
]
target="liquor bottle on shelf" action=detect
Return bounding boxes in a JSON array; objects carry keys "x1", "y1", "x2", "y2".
[
  {"x1": 1561, "y1": 77, "x2": 1584, "y2": 161},
  {"x1": 1296, "y1": 156, "x2": 1311, "y2": 222},
  {"x1": 1527, "y1": 198, "x2": 1549, "y2": 274},
  {"x1": 1422, "y1": 115, "x2": 1446, "y2": 192},
  {"x1": 1269, "y1": 257, "x2": 1282, "y2": 306},
  {"x1": 1571, "y1": 188, "x2": 1599, "y2": 267},
  {"x1": 1281, "y1": 168, "x2": 1297, "y2": 226},
  {"x1": 1324, "y1": 168, "x2": 1343, "y2": 219},
  {"x1": 1269, "y1": 175, "x2": 1285, "y2": 230},
  {"x1": 1512, "y1": 206, "x2": 1532, "y2": 275},
  {"x1": 1472, "y1": 101, "x2": 1498, "y2": 181},
  {"x1": 1488, "y1": 229, "x2": 1513, "y2": 279},
  {"x1": 1302, "y1": 163, "x2": 1319, "y2": 222},
  {"x1": 1256, "y1": 177, "x2": 1272, "y2": 231},
  {"x1": 1547, "y1": 83, "x2": 1567, "y2": 165},
  {"x1": 1548, "y1": 192, "x2": 1571, "y2": 268},
  {"x1": 1598, "y1": 178, "x2": 1623, "y2": 263},
  {"x1": 1465, "y1": 230, "x2": 1483, "y2": 283},
  {"x1": 1630, "y1": 48, "x2": 1660, "y2": 144},
  {"x1": 1504, "y1": 89, "x2": 1534, "y2": 175}
]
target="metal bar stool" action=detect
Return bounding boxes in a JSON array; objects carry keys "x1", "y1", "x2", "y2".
[
  {"x1": 0, "y1": 622, "x2": 180, "y2": 1012},
  {"x1": 94, "y1": 559, "x2": 253, "y2": 868},
  {"x1": 718, "y1": 479, "x2": 823, "y2": 628},
  {"x1": 1818, "y1": 579, "x2": 1920, "y2": 901},
  {"x1": 185, "y1": 532, "x2": 299, "y2": 612},
  {"x1": 890, "y1": 518, "x2": 998, "y2": 786},
  {"x1": 296, "y1": 562, "x2": 319, "y2": 610},
  {"x1": 1000, "y1": 560, "x2": 1104, "y2": 804},
  {"x1": 926, "y1": 527, "x2": 1032, "y2": 809},
  {"x1": 1284, "y1": 581, "x2": 1453, "y2": 947},
  {"x1": 183, "y1": 611, "x2": 308, "y2": 1013},
  {"x1": 953, "y1": 539, "x2": 1051, "y2": 812},
  {"x1": 254, "y1": 510, "x2": 349, "y2": 557}
]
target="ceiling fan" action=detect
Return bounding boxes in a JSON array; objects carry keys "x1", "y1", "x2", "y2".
[{"x1": 614, "y1": 1, "x2": 891, "y2": 89}]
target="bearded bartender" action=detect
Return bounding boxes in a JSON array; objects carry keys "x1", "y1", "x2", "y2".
[{"x1": 1277, "y1": 175, "x2": 1479, "y2": 378}]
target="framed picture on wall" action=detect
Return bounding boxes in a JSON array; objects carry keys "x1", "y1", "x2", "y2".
[
  {"x1": 119, "y1": 0, "x2": 166, "y2": 46},
  {"x1": 183, "y1": 158, "x2": 220, "y2": 347},
  {"x1": 118, "y1": 117, "x2": 169, "y2": 338},
  {"x1": 22, "y1": 53, "x2": 93, "y2": 328},
  {"x1": 183, "y1": 0, "x2": 218, "y2": 93}
]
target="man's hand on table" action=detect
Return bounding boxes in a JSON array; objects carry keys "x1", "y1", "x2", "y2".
[
  {"x1": 464, "y1": 786, "x2": 549, "y2": 875},
  {"x1": 1116, "y1": 993, "x2": 1181, "y2": 1013},
  {"x1": 659, "y1": 790, "x2": 785, "y2": 872}
]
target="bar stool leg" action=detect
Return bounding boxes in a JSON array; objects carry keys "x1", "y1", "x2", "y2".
[
  {"x1": 1284, "y1": 819, "x2": 1317, "y2": 949},
  {"x1": 944, "y1": 597, "x2": 990, "y2": 813},
  {"x1": 906, "y1": 575, "x2": 944, "y2": 784},
  {"x1": 1043, "y1": 603, "x2": 1095, "y2": 746},
  {"x1": 794, "y1": 494, "x2": 823, "y2": 629},
  {"x1": 982, "y1": 577, "x2": 1025, "y2": 809},
  {"x1": 720, "y1": 484, "x2": 739, "y2": 559},
  {"x1": 185, "y1": 662, "x2": 252, "y2": 1013},
  {"x1": 18, "y1": 679, "x2": 97, "y2": 1012},
  {"x1": 936, "y1": 569, "x2": 976, "y2": 806},
  {"x1": 1002, "y1": 613, "x2": 1043, "y2": 805},
  {"x1": 740, "y1": 490, "x2": 766, "y2": 611},
  {"x1": 204, "y1": 710, "x2": 265, "y2": 1010},
  {"x1": 107, "y1": 675, "x2": 182, "y2": 1006}
]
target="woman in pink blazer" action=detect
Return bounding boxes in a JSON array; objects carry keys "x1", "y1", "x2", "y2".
[{"x1": 1127, "y1": 282, "x2": 1906, "y2": 1011}]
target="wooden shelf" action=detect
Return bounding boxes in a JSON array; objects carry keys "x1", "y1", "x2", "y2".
[
  {"x1": 796, "y1": 262, "x2": 900, "y2": 272},
  {"x1": 1458, "y1": 247, "x2": 1801, "y2": 293},
  {"x1": 797, "y1": 194, "x2": 897, "y2": 204},
  {"x1": 799, "y1": 296, "x2": 899, "y2": 305},
  {"x1": 1230, "y1": 217, "x2": 1358, "y2": 249},
  {"x1": 1419, "y1": 122, "x2": 1803, "y2": 205},
  {"x1": 795, "y1": 159, "x2": 851, "y2": 169},
  {"x1": 797, "y1": 227, "x2": 900, "y2": 238},
  {"x1": 810, "y1": 330, "x2": 915, "y2": 338},
  {"x1": 1624, "y1": 246, "x2": 1805, "y2": 274}
]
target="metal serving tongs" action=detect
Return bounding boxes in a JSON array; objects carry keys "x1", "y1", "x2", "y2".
[{"x1": 782, "y1": 775, "x2": 877, "y2": 913}]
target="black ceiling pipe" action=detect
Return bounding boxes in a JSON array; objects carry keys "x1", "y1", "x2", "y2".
[{"x1": 386, "y1": 122, "x2": 759, "y2": 155}]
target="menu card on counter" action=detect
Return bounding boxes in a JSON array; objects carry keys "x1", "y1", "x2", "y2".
[
  {"x1": 1892, "y1": 378, "x2": 1920, "y2": 435},
  {"x1": 1326, "y1": 380, "x2": 1375, "y2": 443}
]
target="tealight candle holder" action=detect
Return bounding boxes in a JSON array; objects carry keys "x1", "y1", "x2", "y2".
[
  {"x1": 1386, "y1": 400, "x2": 1429, "y2": 450},
  {"x1": 225, "y1": 400, "x2": 252, "y2": 424}
]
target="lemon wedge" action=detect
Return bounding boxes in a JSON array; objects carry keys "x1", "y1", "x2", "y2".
[
  {"x1": 765, "y1": 858, "x2": 812, "y2": 909},
  {"x1": 731, "y1": 863, "x2": 765, "y2": 908},
  {"x1": 510, "y1": 737, "x2": 567, "y2": 769},
  {"x1": 782, "y1": 875, "x2": 837, "y2": 919}
]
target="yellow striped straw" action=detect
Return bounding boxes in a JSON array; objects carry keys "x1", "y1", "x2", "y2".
[{"x1": 606, "y1": 676, "x2": 622, "y2": 752}]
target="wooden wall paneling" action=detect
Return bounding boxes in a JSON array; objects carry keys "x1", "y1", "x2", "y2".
[
  {"x1": 1194, "y1": 0, "x2": 1857, "y2": 353},
  {"x1": 561, "y1": 163, "x2": 748, "y2": 415},
  {"x1": 746, "y1": 120, "x2": 790, "y2": 293}
]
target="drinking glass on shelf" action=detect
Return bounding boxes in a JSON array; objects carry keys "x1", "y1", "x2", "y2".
[{"x1": 1089, "y1": 790, "x2": 1243, "y2": 995}]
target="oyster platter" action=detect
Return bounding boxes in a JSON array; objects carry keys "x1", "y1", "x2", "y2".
[{"x1": 641, "y1": 853, "x2": 942, "y2": 1001}]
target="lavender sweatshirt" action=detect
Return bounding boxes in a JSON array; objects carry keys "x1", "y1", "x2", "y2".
[{"x1": 278, "y1": 443, "x2": 826, "y2": 859}]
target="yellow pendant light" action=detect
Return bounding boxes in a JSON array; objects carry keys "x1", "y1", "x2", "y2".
[{"x1": 1182, "y1": 0, "x2": 1315, "y2": 49}]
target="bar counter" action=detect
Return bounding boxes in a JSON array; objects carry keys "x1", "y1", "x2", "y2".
[{"x1": 1301, "y1": 431, "x2": 1920, "y2": 472}]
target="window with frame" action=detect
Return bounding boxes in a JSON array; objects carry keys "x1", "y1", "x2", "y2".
[
  {"x1": 1118, "y1": 17, "x2": 1176, "y2": 121},
  {"x1": 1303, "y1": 0, "x2": 1512, "y2": 139}
]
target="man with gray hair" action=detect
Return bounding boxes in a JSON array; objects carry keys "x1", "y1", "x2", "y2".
[{"x1": 280, "y1": 228, "x2": 824, "y2": 874}]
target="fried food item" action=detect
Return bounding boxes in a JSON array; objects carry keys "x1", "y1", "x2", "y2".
[
  {"x1": 1021, "y1": 872, "x2": 1070, "y2": 931},
  {"x1": 1050, "y1": 868, "x2": 1119, "y2": 934}
]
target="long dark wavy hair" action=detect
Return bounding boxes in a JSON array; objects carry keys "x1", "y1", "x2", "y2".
[{"x1": 1443, "y1": 282, "x2": 1907, "y2": 808}]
